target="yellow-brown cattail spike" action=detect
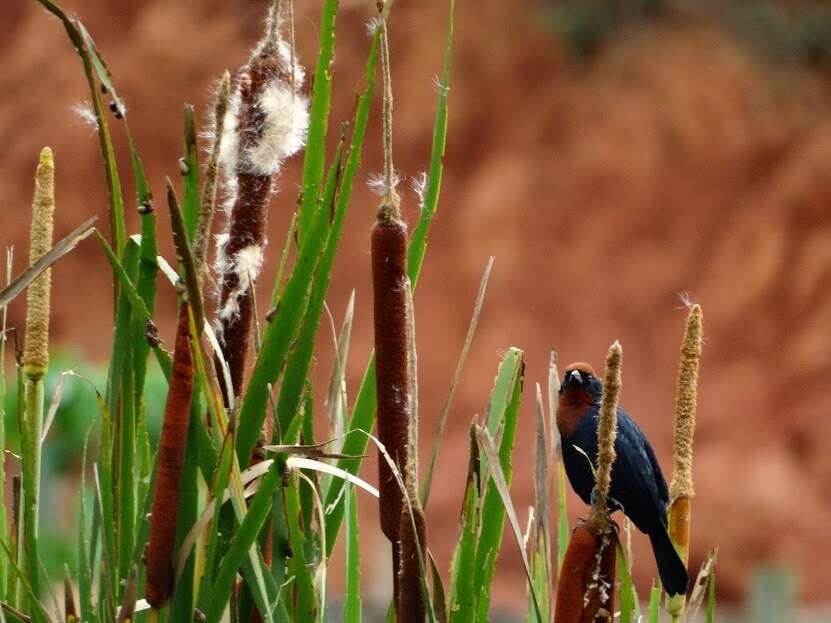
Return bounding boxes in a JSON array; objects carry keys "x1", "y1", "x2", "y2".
[
  {"x1": 555, "y1": 341, "x2": 622, "y2": 623},
  {"x1": 23, "y1": 147, "x2": 56, "y2": 378},
  {"x1": 21, "y1": 146, "x2": 56, "y2": 602},
  {"x1": 667, "y1": 304, "x2": 703, "y2": 618}
]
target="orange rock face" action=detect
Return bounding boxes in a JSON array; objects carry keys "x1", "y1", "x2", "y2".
[{"x1": 2, "y1": 0, "x2": 830, "y2": 609}]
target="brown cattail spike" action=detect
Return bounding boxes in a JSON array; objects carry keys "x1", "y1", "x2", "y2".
[
  {"x1": 588, "y1": 341, "x2": 622, "y2": 532},
  {"x1": 144, "y1": 303, "x2": 196, "y2": 609},
  {"x1": 371, "y1": 213, "x2": 410, "y2": 542},
  {"x1": 670, "y1": 304, "x2": 702, "y2": 502},
  {"x1": 23, "y1": 147, "x2": 56, "y2": 378},
  {"x1": 554, "y1": 524, "x2": 617, "y2": 622}
]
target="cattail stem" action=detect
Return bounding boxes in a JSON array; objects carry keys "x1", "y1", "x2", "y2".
[
  {"x1": 555, "y1": 341, "x2": 622, "y2": 623},
  {"x1": 668, "y1": 304, "x2": 702, "y2": 618},
  {"x1": 145, "y1": 302, "x2": 196, "y2": 609},
  {"x1": 21, "y1": 147, "x2": 55, "y2": 612},
  {"x1": 589, "y1": 341, "x2": 622, "y2": 531}
]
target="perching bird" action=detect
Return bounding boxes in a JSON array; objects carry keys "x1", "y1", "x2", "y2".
[{"x1": 557, "y1": 362, "x2": 689, "y2": 596}]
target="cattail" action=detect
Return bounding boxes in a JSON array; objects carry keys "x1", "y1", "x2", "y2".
[
  {"x1": 23, "y1": 147, "x2": 55, "y2": 378},
  {"x1": 144, "y1": 302, "x2": 195, "y2": 609},
  {"x1": 21, "y1": 146, "x2": 56, "y2": 602},
  {"x1": 213, "y1": 3, "x2": 308, "y2": 403},
  {"x1": 554, "y1": 525, "x2": 617, "y2": 623},
  {"x1": 371, "y1": 202, "x2": 410, "y2": 538},
  {"x1": 667, "y1": 304, "x2": 703, "y2": 618},
  {"x1": 555, "y1": 341, "x2": 622, "y2": 623}
]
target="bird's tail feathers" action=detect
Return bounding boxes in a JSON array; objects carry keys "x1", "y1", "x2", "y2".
[{"x1": 649, "y1": 527, "x2": 689, "y2": 597}]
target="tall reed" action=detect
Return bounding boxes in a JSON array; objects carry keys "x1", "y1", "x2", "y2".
[
  {"x1": 21, "y1": 147, "x2": 55, "y2": 619},
  {"x1": 667, "y1": 303, "x2": 703, "y2": 619}
]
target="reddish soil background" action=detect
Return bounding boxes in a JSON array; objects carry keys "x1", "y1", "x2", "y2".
[{"x1": 3, "y1": 0, "x2": 831, "y2": 610}]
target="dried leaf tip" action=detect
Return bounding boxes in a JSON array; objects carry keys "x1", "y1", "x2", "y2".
[
  {"x1": 671, "y1": 304, "x2": 702, "y2": 500},
  {"x1": 23, "y1": 147, "x2": 56, "y2": 377},
  {"x1": 589, "y1": 340, "x2": 622, "y2": 531}
]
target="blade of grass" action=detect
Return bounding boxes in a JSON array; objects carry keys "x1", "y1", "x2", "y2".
[
  {"x1": 648, "y1": 582, "x2": 662, "y2": 623},
  {"x1": 546, "y1": 353, "x2": 569, "y2": 573},
  {"x1": 342, "y1": 486, "x2": 361, "y2": 623},
  {"x1": 0, "y1": 250, "x2": 11, "y2": 599},
  {"x1": 421, "y1": 256, "x2": 492, "y2": 508},
  {"x1": 616, "y1": 539, "x2": 637, "y2": 623},
  {"x1": 35, "y1": 0, "x2": 125, "y2": 257},
  {"x1": 473, "y1": 348, "x2": 524, "y2": 622},
  {"x1": 203, "y1": 458, "x2": 284, "y2": 623},
  {"x1": 0, "y1": 218, "x2": 98, "y2": 309},
  {"x1": 180, "y1": 105, "x2": 200, "y2": 241},
  {"x1": 447, "y1": 423, "x2": 480, "y2": 623},
  {"x1": 274, "y1": 136, "x2": 345, "y2": 434},
  {"x1": 297, "y1": 0, "x2": 338, "y2": 243},
  {"x1": 475, "y1": 426, "x2": 542, "y2": 623}
]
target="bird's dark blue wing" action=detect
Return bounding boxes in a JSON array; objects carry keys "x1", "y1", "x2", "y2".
[{"x1": 610, "y1": 408, "x2": 669, "y2": 532}]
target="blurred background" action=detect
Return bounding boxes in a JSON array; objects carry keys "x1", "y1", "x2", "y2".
[{"x1": 2, "y1": 0, "x2": 831, "y2": 618}]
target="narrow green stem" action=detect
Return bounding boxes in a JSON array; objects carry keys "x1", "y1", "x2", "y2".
[{"x1": 21, "y1": 374, "x2": 44, "y2": 622}]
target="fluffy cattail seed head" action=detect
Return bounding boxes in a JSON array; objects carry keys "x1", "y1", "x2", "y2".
[{"x1": 23, "y1": 147, "x2": 56, "y2": 377}]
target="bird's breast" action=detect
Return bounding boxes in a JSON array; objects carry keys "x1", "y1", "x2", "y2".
[{"x1": 556, "y1": 388, "x2": 596, "y2": 439}]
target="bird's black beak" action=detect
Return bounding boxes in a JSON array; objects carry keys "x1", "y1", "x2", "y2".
[{"x1": 562, "y1": 369, "x2": 583, "y2": 390}]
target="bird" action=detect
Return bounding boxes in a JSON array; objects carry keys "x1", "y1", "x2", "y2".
[{"x1": 557, "y1": 361, "x2": 689, "y2": 596}]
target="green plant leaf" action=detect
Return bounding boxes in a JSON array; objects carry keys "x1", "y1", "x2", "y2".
[
  {"x1": 473, "y1": 348, "x2": 524, "y2": 622},
  {"x1": 297, "y1": 0, "x2": 338, "y2": 244}
]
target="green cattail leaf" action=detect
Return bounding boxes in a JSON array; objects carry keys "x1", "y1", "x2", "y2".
[
  {"x1": 706, "y1": 566, "x2": 716, "y2": 623},
  {"x1": 406, "y1": 0, "x2": 454, "y2": 287},
  {"x1": 647, "y1": 583, "x2": 662, "y2": 623},
  {"x1": 473, "y1": 348, "x2": 524, "y2": 622},
  {"x1": 616, "y1": 540, "x2": 637, "y2": 623},
  {"x1": 447, "y1": 424, "x2": 480, "y2": 623},
  {"x1": 275, "y1": 138, "x2": 345, "y2": 435},
  {"x1": 343, "y1": 486, "x2": 361, "y2": 623},
  {"x1": 422, "y1": 257, "x2": 492, "y2": 508},
  {"x1": 297, "y1": 0, "x2": 338, "y2": 244},
  {"x1": 35, "y1": 0, "x2": 126, "y2": 258},
  {"x1": 204, "y1": 458, "x2": 284, "y2": 623},
  {"x1": 181, "y1": 105, "x2": 201, "y2": 242}
]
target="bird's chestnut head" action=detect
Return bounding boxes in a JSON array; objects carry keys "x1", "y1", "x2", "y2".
[{"x1": 560, "y1": 362, "x2": 603, "y2": 400}]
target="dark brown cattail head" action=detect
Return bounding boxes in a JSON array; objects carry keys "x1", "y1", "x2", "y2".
[
  {"x1": 213, "y1": 21, "x2": 309, "y2": 404},
  {"x1": 371, "y1": 209, "x2": 411, "y2": 542},
  {"x1": 144, "y1": 303, "x2": 195, "y2": 609},
  {"x1": 554, "y1": 523, "x2": 618, "y2": 623}
]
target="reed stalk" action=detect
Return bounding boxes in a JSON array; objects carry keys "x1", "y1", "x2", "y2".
[
  {"x1": 20, "y1": 148, "x2": 56, "y2": 618},
  {"x1": 667, "y1": 304, "x2": 703, "y2": 619}
]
